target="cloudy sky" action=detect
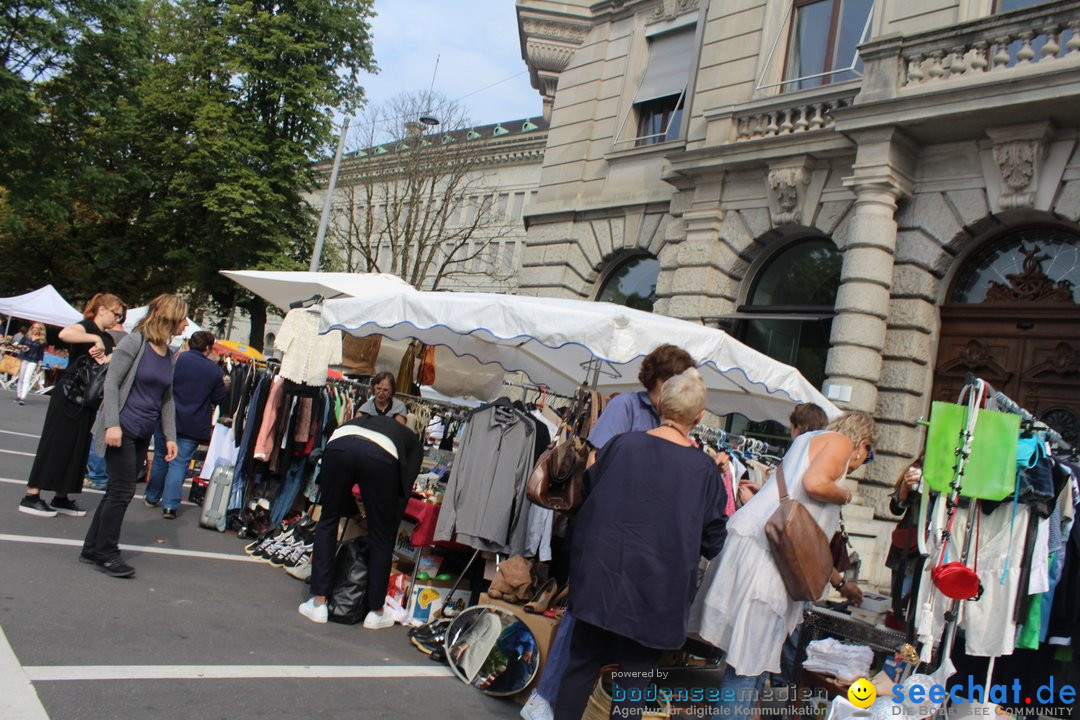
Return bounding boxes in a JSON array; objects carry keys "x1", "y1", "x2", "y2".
[{"x1": 353, "y1": 0, "x2": 542, "y2": 134}]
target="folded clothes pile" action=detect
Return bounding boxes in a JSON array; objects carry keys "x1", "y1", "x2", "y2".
[{"x1": 802, "y1": 638, "x2": 874, "y2": 683}]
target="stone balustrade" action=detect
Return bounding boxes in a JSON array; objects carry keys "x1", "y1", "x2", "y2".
[
  {"x1": 898, "y1": 1, "x2": 1080, "y2": 88},
  {"x1": 733, "y1": 89, "x2": 857, "y2": 142}
]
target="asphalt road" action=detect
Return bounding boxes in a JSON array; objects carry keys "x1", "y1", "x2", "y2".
[{"x1": 0, "y1": 388, "x2": 522, "y2": 720}]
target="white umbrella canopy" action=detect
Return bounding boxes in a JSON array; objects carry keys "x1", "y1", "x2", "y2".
[
  {"x1": 0, "y1": 284, "x2": 83, "y2": 328},
  {"x1": 320, "y1": 290, "x2": 839, "y2": 424},
  {"x1": 220, "y1": 270, "x2": 414, "y2": 312},
  {"x1": 123, "y1": 306, "x2": 202, "y2": 340}
]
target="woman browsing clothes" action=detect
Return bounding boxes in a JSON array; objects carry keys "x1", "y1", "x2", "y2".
[
  {"x1": 554, "y1": 369, "x2": 729, "y2": 720},
  {"x1": 81, "y1": 295, "x2": 189, "y2": 578},
  {"x1": 19, "y1": 293, "x2": 125, "y2": 518},
  {"x1": 357, "y1": 371, "x2": 408, "y2": 425},
  {"x1": 145, "y1": 331, "x2": 227, "y2": 519},
  {"x1": 689, "y1": 410, "x2": 878, "y2": 713}
]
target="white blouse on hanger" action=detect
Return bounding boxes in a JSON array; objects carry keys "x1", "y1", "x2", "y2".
[{"x1": 275, "y1": 308, "x2": 343, "y2": 386}]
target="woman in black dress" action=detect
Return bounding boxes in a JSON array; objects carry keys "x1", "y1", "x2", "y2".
[{"x1": 19, "y1": 293, "x2": 125, "y2": 518}]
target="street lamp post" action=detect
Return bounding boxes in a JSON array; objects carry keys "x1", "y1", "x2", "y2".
[{"x1": 310, "y1": 117, "x2": 350, "y2": 273}]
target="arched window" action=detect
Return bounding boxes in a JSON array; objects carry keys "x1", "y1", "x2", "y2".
[
  {"x1": 950, "y1": 226, "x2": 1080, "y2": 304},
  {"x1": 596, "y1": 255, "x2": 661, "y2": 312},
  {"x1": 740, "y1": 238, "x2": 841, "y2": 389}
]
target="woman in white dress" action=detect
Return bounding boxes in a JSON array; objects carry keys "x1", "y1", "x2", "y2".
[{"x1": 689, "y1": 410, "x2": 878, "y2": 710}]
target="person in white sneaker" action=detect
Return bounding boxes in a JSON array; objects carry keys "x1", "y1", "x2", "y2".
[{"x1": 296, "y1": 414, "x2": 421, "y2": 627}]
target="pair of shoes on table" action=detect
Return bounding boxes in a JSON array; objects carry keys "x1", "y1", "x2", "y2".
[
  {"x1": 19, "y1": 495, "x2": 56, "y2": 517},
  {"x1": 162, "y1": 508, "x2": 176, "y2": 520},
  {"x1": 363, "y1": 609, "x2": 395, "y2": 630},
  {"x1": 298, "y1": 597, "x2": 328, "y2": 624},
  {"x1": 95, "y1": 555, "x2": 135, "y2": 579}
]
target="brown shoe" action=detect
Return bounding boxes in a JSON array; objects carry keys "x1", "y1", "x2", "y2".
[{"x1": 524, "y1": 578, "x2": 559, "y2": 614}]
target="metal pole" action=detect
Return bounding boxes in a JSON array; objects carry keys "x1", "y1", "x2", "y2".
[{"x1": 310, "y1": 117, "x2": 351, "y2": 272}]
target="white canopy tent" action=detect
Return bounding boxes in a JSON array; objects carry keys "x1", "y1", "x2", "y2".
[
  {"x1": 220, "y1": 270, "x2": 506, "y2": 400},
  {"x1": 0, "y1": 285, "x2": 83, "y2": 331},
  {"x1": 123, "y1": 306, "x2": 202, "y2": 340},
  {"x1": 320, "y1": 290, "x2": 839, "y2": 424}
]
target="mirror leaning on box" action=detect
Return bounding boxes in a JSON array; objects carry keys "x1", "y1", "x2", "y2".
[{"x1": 444, "y1": 605, "x2": 540, "y2": 696}]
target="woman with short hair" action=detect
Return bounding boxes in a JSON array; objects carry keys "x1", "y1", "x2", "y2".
[
  {"x1": 145, "y1": 330, "x2": 226, "y2": 519},
  {"x1": 690, "y1": 410, "x2": 878, "y2": 713},
  {"x1": 357, "y1": 371, "x2": 408, "y2": 425},
  {"x1": 554, "y1": 368, "x2": 729, "y2": 720},
  {"x1": 81, "y1": 294, "x2": 188, "y2": 578},
  {"x1": 20, "y1": 293, "x2": 125, "y2": 518}
]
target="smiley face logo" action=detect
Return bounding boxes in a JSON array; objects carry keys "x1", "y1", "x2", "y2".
[{"x1": 848, "y1": 678, "x2": 876, "y2": 708}]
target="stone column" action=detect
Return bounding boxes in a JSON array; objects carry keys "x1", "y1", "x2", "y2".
[{"x1": 824, "y1": 128, "x2": 916, "y2": 412}]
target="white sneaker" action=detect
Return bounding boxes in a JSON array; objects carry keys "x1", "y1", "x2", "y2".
[
  {"x1": 298, "y1": 598, "x2": 328, "y2": 624},
  {"x1": 363, "y1": 609, "x2": 395, "y2": 630},
  {"x1": 285, "y1": 555, "x2": 312, "y2": 581}
]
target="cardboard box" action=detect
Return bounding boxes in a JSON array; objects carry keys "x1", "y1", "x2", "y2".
[
  {"x1": 478, "y1": 592, "x2": 562, "y2": 702},
  {"x1": 408, "y1": 578, "x2": 471, "y2": 624}
]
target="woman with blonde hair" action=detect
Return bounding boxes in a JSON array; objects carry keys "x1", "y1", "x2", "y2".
[
  {"x1": 14, "y1": 322, "x2": 47, "y2": 404},
  {"x1": 20, "y1": 293, "x2": 125, "y2": 518},
  {"x1": 689, "y1": 410, "x2": 878, "y2": 713},
  {"x1": 81, "y1": 294, "x2": 188, "y2": 578}
]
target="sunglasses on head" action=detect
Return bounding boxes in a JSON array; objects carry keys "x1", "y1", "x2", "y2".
[{"x1": 864, "y1": 443, "x2": 875, "y2": 463}]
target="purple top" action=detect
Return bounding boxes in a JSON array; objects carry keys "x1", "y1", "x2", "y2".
[
  {"x1": 586, "y1": 390, "x2": 661, "y2": 450},
  {"x1": 119, "y1": 347, "x2": 173, "y2": 439}
]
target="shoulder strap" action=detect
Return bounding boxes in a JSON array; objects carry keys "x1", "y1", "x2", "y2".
[{"x1": 775, "y1": 465, "x2": 789, "y2": 500}]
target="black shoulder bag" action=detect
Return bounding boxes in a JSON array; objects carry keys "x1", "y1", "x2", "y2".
[{"x1": 62, "y1": 354, "x2": 109, "y2": 412}]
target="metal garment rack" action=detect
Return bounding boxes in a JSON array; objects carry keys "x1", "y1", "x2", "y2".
[{"x1": 691, "y1": 424, "x2": 782, "y2": 459}]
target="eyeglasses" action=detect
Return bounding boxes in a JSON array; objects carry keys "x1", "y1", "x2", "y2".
[{"x1": 864, "y1": 443, "x2": 875, "y2": 464}]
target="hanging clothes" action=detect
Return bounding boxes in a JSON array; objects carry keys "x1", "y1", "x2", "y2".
[
  {"x1": 275, "y1": 308, "x2": 342, "y2": 387},
  {"x1": 341, "y1": 334, "x2": 381, "y2": 377}
]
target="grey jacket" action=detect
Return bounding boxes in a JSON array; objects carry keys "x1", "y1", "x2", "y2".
[{"x1": 92, "y1": 331, "x2": 177, "y2": 456}]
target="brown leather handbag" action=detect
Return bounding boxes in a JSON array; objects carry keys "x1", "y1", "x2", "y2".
[
  {"x1": 526, "y1": 436, "x2": 589, "y2": 511},
  {"x1": 764, "y1": 465, "x2": 834, "y2": 601}
]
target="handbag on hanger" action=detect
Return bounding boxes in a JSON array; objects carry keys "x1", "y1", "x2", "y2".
[
  {"x1": 764, "y1": 465, "x2": 834, "y2": 601},
  {"x1": 930, "y1": 502, "x2": 983, "y2": 601},
  {"x1": 526, "y1": 388, "x2": 593, "y2": 511},
  {"x1": 923, "y1": 396, "x2": 1020, "y2": 501}
]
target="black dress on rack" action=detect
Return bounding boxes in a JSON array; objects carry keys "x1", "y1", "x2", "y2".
[{"x1": 26, "y1": 318, "x2": 115, "y2": 496}]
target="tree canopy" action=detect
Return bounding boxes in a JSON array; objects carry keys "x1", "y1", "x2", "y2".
[{"x1": 0, "y1": 0, "x2": 376, "y2": 347}]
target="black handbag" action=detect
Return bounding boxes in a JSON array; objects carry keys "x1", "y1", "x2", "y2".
[{"x1": 62, "y1": 354, "x2": 108, "y2": 411}]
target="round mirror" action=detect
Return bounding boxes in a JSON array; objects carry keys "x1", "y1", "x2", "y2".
[{"x1": 444, "y1": 605, "x2": 540, "y2": 696}]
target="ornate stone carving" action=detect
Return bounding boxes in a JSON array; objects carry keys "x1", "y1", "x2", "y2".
[
  {"x1": 984, "y1": 245, "x2": 1076, "y2": 303},
  {"x1": 647, "y1": 0, "x2": 699, "y2": 22},
  {"x1": 1047, "y1": 342, "x2": 1080, "y2": 375},
  {"x1": 526, "y1": 41, "x2": 576, "y2": 73},
  {"x1": 986, "y1": 123, "x2": 1053, "y2": 211},
  {"x1": 767, "y1": 166, "x2": 810, "y2": 225},
  {"x1": 959, "y1": 339, "x2": 993, "y2": 370},
  {"x1": 520, "y1": 19, "x2": 590, "y2": 44}
]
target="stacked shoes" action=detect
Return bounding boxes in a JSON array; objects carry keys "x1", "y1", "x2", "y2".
[{"x1": 244, "y1": 517, "x2": 315, "y2": 580}]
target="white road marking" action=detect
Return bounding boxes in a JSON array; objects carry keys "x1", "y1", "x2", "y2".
[
  {"x1": 0, "y1": 449, "x2": 34, "y2": 457},
  {"x1": 0, "y1": 429, "x2": 40, "y2": 439},
  {"x1": 0, "y1": 477, "x2": 197, "y2": 505},
  {"x1": 0, "y1": 625, "x2": 51, "y2": 719},
  {"x1": 0, "y1": 534, "x2": 262, "y2": 564},
  {"x1": 23, "y1": 665, "x2": 455, "y2": 681}
]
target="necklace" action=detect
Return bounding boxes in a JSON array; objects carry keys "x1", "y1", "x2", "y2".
[{"x1": 660, "y1": 421, "x2": 686, "y2": 434}]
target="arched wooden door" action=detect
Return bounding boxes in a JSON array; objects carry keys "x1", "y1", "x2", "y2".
[{"x1": 932, "y1": 227, "x2": 1080, "y2": 449}]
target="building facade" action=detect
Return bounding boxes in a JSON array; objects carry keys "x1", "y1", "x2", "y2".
[{"x1": 517, "y1": 0, "x2": 1080, "y2": 579}]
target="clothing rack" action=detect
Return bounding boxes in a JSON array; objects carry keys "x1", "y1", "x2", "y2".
[
  {"x1": 396, "y1": 391, "x2": 475, "y2": 415},
  {"x1": 989, "y1": 388, "x2": 1072, "y2": 452},
  {"x1": 500, "y1": 379, "x2": 577, "y2": 402},
  {"x1": 691, "y1": 425, "x2": 782, "y2": 459}
]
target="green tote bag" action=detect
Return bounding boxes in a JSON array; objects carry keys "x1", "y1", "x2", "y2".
[{"x1": 923, "y1": 401, "x2": 1020, "y2": 501}]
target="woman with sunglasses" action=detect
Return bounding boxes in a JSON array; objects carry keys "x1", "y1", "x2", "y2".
[
  {"x1": 689, "y1": 410, "x2": 878, "y2": 716},
  {"x1": 20, "y1": 293, "x2": 125, "y2": 518}
]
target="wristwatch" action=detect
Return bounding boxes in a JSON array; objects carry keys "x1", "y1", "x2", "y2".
[{"x1": 834, "y1": 578, "x2": 846, "y2": 591}]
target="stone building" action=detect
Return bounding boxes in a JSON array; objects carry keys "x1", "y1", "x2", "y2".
[{"x1": 517, "y1": 0, "x2": 1080, "y2": 579}]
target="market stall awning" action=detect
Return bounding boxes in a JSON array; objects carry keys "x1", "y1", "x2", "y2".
[
  {"x1": 123, "y1": 306, "x2": 202, "y2": 340},
  {"x1": 0, "y1": 285, "x2": 83, "y2": 327},
  {"x1": 319, "y1": 290, "x2": 840, "y2": 424},
  {"x1": 220, "y1": 270, "x2": 414, "y2": 312}
]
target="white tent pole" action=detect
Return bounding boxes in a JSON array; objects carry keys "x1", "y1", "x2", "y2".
[{"x1": 310, "y1": 118, "x2": 350, "y2": 273}]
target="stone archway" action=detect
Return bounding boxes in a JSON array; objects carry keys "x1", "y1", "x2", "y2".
[{"x1": 932, "y1": 222, "x2": 1080, "y2": 448}]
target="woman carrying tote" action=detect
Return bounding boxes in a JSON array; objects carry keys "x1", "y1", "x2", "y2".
[
  {"x1": 81, "y1": 295, "x2": 188, "y2": 578},
  {"x1": 689, "y1": 410, "x2": 877, "y2": 714},
  {"x1": 20, "y1": 293, "x2": 125, "y2": 518}
]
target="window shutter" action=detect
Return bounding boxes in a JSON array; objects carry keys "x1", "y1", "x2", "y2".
[{"x1": 634, "y1": 29, "x2": 695, "y2": 104}]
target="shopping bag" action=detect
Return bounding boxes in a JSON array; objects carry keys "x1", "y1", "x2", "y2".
[
  {"x1": 327, "y1": 536, "x2": 370, "y2": 625},
  {"x1": 923, "y1": 401, "x2": 1020, "y2": 500}
]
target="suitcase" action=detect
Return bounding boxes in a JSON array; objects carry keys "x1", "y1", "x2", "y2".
[{"x1": 200, "y1": 464, "x2": 234, "y2": 532}]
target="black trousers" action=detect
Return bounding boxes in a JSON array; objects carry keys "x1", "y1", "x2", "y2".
[
  {"x1": 83, "y1": 434, "x2": 151, "y2": 559},
  {"x1": 554, "y1": 619, "x2": 664, "y2": 720},
  {"x1": 310, "y1": 437, "x2": 404, "y2": 609}
]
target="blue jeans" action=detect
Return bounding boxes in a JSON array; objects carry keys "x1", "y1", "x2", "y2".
[
  {"x1": 145, "y1": 427, "x2": 200, "y2": 511},
  {"x1": 86, "y1": 437, "x2": 108, "y2": 484},
  {"x1": 717, "y1": 664, "x2": 766, "y2": 717},
  {"x1": 270, "y1": 456, "x2": 307, "y2": 525}
]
